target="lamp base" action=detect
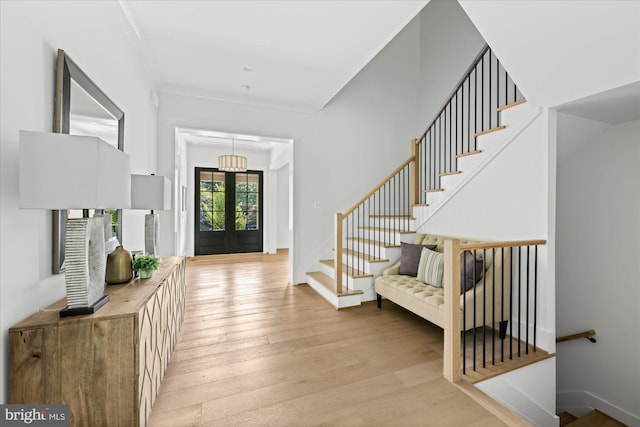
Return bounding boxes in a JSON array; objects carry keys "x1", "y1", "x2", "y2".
[{"x1": 60, "y1": 295, "x2": 110, "y2": 318}]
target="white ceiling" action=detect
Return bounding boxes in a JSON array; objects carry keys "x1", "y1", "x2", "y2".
[{"x1": 122, "y1": 0, "x2": 428, "y2": 111}]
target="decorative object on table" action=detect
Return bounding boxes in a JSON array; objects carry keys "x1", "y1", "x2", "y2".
[
  {"x1": 105, "y1": 245, "x2": 133, "y2": 284},
  {"x1": 218, "y1": 138, "x2": 247, "y2": 172},
  {"x1": 133, "y1": 255, "x2": 160, "y2": 279},
  {"x1": 130, "y1": 174, "x2": 171, "y2": 256},
  {"x1": 19, "y1": 130, "x2": 131, "y2": 316}
]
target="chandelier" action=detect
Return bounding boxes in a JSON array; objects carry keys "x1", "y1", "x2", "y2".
[{"x1": 218, "y1": 138, "x2": 247, "y2": 172}]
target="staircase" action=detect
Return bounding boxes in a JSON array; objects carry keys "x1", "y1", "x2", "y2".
[
  {"x1": 559, "y1": 410, "x2": 628, "y2": 427},
  {"x1": 306, "y1": 217, "x2": 416, "y2": 308},
  {"x1": 305, "y1": 45, "x2": 536, "y2": 309},
  {"x1": 305, "y1": 98, "x2": 536, "y2": 309}
]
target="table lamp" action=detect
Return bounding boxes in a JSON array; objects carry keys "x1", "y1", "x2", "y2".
[
  {"x1": 130, "y1": 174, "x2": 171, "y2": 256},
  {"x1": 19, "y1": 131, "x2": 131, "y2": 316}
]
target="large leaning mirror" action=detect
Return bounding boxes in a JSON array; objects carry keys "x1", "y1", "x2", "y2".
[{"x1": 52, "y1": 49, "x2": 125, "y2": 274}]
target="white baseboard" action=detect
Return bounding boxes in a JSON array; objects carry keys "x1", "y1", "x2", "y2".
[{"x1": 557, "y1": 390, "x2": 640, "y2": 426}]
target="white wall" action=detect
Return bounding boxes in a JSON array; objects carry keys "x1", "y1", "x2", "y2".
[
  {"x1": 556, "y1": 115, "x2": 640, "y2": 421},
  {"x1": 0, "y1": 1, "x2": 158, "y2": 403},
  {"x1": 458, "y1": 0, "x2": 640, "y2": 108},
  {"x1": 418, "y1": 0, "x2": 486, "y2": 126},
  {"x1": 276, "y1": 163, "x2": 291, "y2": 249}
]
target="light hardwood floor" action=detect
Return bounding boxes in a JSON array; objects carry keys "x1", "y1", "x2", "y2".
[{"x1": 148, "y1": 251, "x2": 507, "y2": 427}]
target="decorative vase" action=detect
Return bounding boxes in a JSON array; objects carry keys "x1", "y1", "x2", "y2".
[
  {"x1": 105, "y1": 246, "x2": 133, "y2": 284},
  {"x1": 139, "y1": 269, "x2": 152, "y2": 279}
]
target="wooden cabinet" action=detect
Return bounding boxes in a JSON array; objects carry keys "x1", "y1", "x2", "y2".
[{"x1": 9, "y1": 256, "x2": 186, "y2": 427}]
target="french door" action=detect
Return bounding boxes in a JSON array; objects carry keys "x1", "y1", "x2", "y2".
[{"x1": 195, "y1": 167, "x2": 264, "y2": 255}]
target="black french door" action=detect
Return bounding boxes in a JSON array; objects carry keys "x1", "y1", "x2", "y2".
[{"x1": 195, "y1": 167, "x2": 263, "y2": 255}]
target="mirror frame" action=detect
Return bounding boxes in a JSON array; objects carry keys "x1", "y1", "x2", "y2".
[{"x1": 52, "y1": 49, "x2": 125, "y2": 274}]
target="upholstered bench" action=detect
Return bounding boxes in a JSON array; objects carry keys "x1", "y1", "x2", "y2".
[{"x1": 375, "y1": 233, "x2": 511, "y2": 333}]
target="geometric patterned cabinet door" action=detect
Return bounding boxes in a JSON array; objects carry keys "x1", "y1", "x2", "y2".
[{"x1": 9, "y1": 257, "x2": 187, "y2": 427}]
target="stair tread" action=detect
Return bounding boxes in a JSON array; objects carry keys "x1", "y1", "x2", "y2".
[
  {"x1": 439, "y1": 170, "x2": 462, "y2": 177},
  {"x1": 496, "y1": 98, "x2": 527, "y2": 112},
  {"x1": 345, "y1": 237, "x2": 400, "y2": 248},
  {"x1": 342, "y1": 248, "x2": 389, "y2": 263},
  {"x1": 306, "y1": 271, "x2": 363, "y2": 296},
  {"x1": 474, "y1": 125, "x2": 506, "y2": 138},
  {"x1": 369, "y1": 214, "x2": 415, "y2": 219},
  {"x1": 565, "y1": 410, "x2": 626, "y2": 427},
  {"x1": 559, "y1": 412, "x2": 578, "y2": 426},
  {"x1": 320, "y1": 259, "x2": 373, "y2": 278},
  {"x1": 456, "y1": 150, "x2": 482, "y2": 158},
  {"x1": 359, "y1": 226, "x2": 415, "y2": 234},
  {"x1": 424, "y1": 188, "x2": 444, "y2": 193}
]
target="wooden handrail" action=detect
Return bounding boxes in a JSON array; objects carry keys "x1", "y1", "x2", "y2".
[
  {"x1": 459, "y1": 239, "x2": 547, "y2": 251},
  {"x1": 557, "y1": 329, "x2": 596, "y2": 343},
  {"x1": 342, "y1": 156, "x2": 415, "y2": 218},
  {"x1": 418, "y1": 44, "x2": 490, "y2": 142}
]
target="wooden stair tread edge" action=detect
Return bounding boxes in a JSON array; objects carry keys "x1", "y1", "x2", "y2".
[
  {"x1": 369, "y1": 215, "x2": 415, "y2": 219},
  {"x1": 456, "y1": 150, "x2": 482, "y2": 158},
  {"x1": 438, "y1": 170, "x2": 462, "y2": 177},
  {"x1": 461, "y1": 351, "x2": 555, "y2": 384},
  {"x1": 474, "y1": 125, "x2": 506, "y2": 138},
  {"x1": 344, "y1": 237, "x2": 400, "y2": 248},
  {"x1": 424, "y1": 188, "x2": 444, "y2": 193},
  {"x1": 319, "y1": 260, "x2": 373, "y2": 278},
  {"x1": 496, "y1": 98, "x2": 527, "y2": 112},
  {"x1": 341, "y1": 249, "x2": 389, "y2": 263},
  {"x1": 565, "y1": 410, "x2": 627, "y2": 427},
  {"x1": 305, "y1": 271, "x2": 363, "y2": 296},
  {"x1": 358, "y1": 226, "x2": 416, "y2": 234}
]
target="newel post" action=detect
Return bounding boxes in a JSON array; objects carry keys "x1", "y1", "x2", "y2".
[
  {"x1": 410, "y1": 138, "x2": 420, "y2": 207},
  {"x1": 443, "y1": 239, "x2": 462, "y2": 382},
  {"x1": 334, "y1": 213, "x2": 343, "y2": 294}
]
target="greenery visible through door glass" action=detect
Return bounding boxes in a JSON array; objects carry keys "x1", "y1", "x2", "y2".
[
  {"x1": 235, "y1": 173, "x2": 259, "y2": 231},
  {"x1": 199, "y1": 171, "x2": 225, "y2": 231}
]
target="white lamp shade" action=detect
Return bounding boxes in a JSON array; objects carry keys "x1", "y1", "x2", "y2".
[
  {"x1": 218, "y1": 154, "x2": 247, "y2": 172},
  {"x1": 130, "y1": 174, "x2": 172, "y2": 210},
  {"x1": 19, "y1": 131, "x2": 131, "y2": 209}
]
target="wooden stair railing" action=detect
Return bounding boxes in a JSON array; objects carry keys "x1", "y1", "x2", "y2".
[
  {"x1": 557, "y1": 329, "x2": 597, "y2": 343},
  {"x1": 332, "y1": 44, "x2": 525, "y2": 295},
  {"x1": 444, "y1": 239, "x2": 548, "y2": 383},
  {"x1": 335, "y1": 152, "x2": 417, "y2": 293}
]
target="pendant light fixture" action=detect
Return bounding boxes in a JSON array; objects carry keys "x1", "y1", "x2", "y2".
[{"x1": 218, "y1": 138, "x2": 247, "y2": 172}]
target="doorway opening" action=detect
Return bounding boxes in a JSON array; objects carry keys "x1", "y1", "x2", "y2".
[{"x1": 195, "y1": 168, "x2": 264, "y2": 255}]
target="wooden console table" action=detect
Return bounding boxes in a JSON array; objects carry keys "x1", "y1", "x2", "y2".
[{"x1": 9, "y1": 256, "x2": 186, "y2": 427}]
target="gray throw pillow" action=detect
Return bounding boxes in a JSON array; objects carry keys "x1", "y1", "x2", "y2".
[
  {"x1": 460, "y1": 250, "x2": 484, "y2": 294},
  {"x1": 398, "y1": 242, "x2": 438, "y2": 276}
]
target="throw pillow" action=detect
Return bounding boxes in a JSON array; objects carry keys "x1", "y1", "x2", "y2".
[
  {"x1": 460, "y1": 250, "x2": 484, "y2": 294},
  {"x1": 417, "y1": 247, "x2": 445, "y2": 288},
  {"x1": 398, "y1": 242, "x2": 438, "y2": 276}
]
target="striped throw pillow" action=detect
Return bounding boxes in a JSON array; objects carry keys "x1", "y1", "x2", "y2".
[{"x1": 416, "y1": 247, "x2": 444, "y2": 288}]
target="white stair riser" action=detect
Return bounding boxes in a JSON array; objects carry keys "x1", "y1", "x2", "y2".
[
  {"x1": 338, "y1": 255, "x2": 387, "y2": 276},
  {"x1": 368, "y1": 218, "x2": 416, "y2": 230},
  {"x1": 305, "y1": 275, "x2": 362, "y2": 309},
  {"x1": 355, "y1": 230, "x2": 415, "y2": 245},
  {"x1": 500, "y1": 103, "x2": 534, "y2": 127},
  {"x1": 439, "y1": 173, "x2": 464, "y2": 190},
  {"x1": 425, "y1": 190, "x2": 444, "y2": 205},
  {"x1": 457, "y1": 153, "x2": 484, "y2": 172},
  {"x1": 344, "y1": 241, "x2": 401, "y2": 259},
  {"x1": 318, "y1": 262, "x2": 372, "y2": 288}
]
